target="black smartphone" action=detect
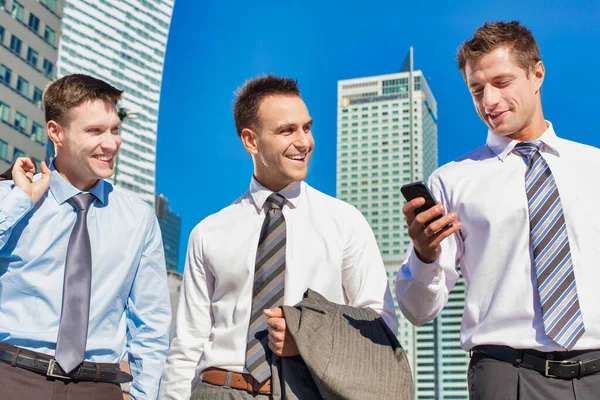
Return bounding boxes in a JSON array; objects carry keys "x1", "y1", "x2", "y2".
[{"x1": 400, "y1": 181, "x2": 443, "y2": 226}]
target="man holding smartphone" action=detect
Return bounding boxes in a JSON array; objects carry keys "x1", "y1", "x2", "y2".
[{"x1": 396, "y1": 21, "x2": 600, "y2": 399}]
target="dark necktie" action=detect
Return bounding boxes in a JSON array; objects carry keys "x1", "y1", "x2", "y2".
[
  {"x1": 514, "y1": 141, "x2": 585, "y2": 349},
  {"x1": 245, "y1": 193, "x2": 287, "y2": 383},
  {"x1": 55, "y1": 193, "x2": 95, "y2": 373}
]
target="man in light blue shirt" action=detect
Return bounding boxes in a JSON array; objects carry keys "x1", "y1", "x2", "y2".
[{"x1": 0, "y1": 74, "x2": 171, "y2": 400}]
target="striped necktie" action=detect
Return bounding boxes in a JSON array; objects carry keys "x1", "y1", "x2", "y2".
[
  {"x1": 245, "y1": 193, "x2": 287, "y2": 383},
  {"x1": 513, "y1": 141, "x2": 585, "y2": 349}
]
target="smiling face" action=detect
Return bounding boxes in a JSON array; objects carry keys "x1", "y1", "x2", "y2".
[
  {"x1": 241, "y1": 94, "x2": 314, "y2": 191},
  {"x1": 49, "y1": 99, "x2": 122, "y2": 191},
  {"x1": 465, "y1": 47, "x2": 546, "y2": 141}
]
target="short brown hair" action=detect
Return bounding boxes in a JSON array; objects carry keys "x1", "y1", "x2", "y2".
[
  {"x1": 233, "y1": 75, "x2": 300, "y2": 137},
  {"x1": 457, "y1": 21, "x2": 541, "y2": 78},
  {"x1": 43, "y1": 74, "x2": 123, "y2": 125}
]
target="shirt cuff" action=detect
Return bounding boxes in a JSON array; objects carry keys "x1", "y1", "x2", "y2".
[
  {"x1": 407, "y1": 250, "x2": 443, "y2": 286},
  {"x1": 0, "y1": 186, "x2": 34, "y2": 227}
]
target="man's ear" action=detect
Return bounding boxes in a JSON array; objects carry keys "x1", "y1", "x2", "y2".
[
  {"x1": 241, "y1": 127, "x2": 259, "y2": 155},
  {"x1": 532, "y1": 60, "x2": 545, "y2": 94},
  {"x1": 47, "y1": 120, "x2": 64, "y2": 149}
]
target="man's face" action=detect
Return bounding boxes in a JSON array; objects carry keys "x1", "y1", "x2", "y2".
[
  {"x1": 248, "y1": 95, "x2": 314, "y2": 191},
  {"x1": 465, "y1": 47, "x2": 544, "y2": 140},
  {"x1": 54, "y1": 99, "x2": 122, "y2": 190}
]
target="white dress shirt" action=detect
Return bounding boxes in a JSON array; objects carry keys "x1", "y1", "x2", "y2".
[
  {"x1": 160, "y1": 178, "x2": 397, "y2": 400},
  {"x1": 396, "y1": 122, "x2": 600, "y2": 352}
]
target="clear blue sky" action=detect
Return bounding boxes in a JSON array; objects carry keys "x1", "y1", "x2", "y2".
[{"x1": 156, "y1": 0, "x2": 600, "y2": 273}]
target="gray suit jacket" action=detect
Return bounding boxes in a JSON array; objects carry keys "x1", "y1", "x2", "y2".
[{"x1": 271, "y1": 289, "x2": 413, "y2": 400}]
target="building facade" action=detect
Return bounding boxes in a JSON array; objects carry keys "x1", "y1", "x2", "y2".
[
  {"x1": 56, "y1": 0, "x2": 175, "y2": 205},
  {"x1": 0, "y1": 0, "x2": 62, "y2": 172},
  {"x1": 336, "y1": 48, "x2": 469, "y2": 400},
  {"x1": 155, "y1": 193, "x2": 181, "y2": 272}
]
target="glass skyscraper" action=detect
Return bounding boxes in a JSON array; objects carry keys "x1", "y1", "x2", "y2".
[
  {"x1": 56, "y1": 0, "x2": 175, "y2": 206},
  {"x1": 155, "y1": 193, "x2": 181, "y2": 272},
  {"x1": 0, "y1": 0, "x2": 62, "y2": 172},
  {"x1": 337, "y1": 48, "x2": 469, "y2": 400}
]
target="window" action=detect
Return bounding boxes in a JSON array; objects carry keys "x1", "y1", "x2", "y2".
[
  {"x1": 26, "y1": 47, "x2": 38, "y2": 66},
  {"x1": 14, "y1": 111, "x2": 27, "y2": 131},
  {"x1": 44, "y1": 26, "x2": 55, "y2": 46},
  {"x1": 33, "y1": 87, "x2": 43, "y2": 108},
  {"x1": 0, "y1": 102, "x2": 9, "y2": 122},
  {"x1": 11, "y1": 1, "x2": 24, "y2": 22},
  {"x1": 16, "y1": 76, "x2": 28, "y2": 96},
  {"x1": 28, "y1": 13, "x2": 40, "y2": 33},
  {"x1": 0, "y1": 139, "x2": 7, "y2": 160},
  {"x1": 31, "y1": 122, "x2": 44, "y2": 142},
  {"x1": 44, "y1": 0, "x2": 58, "y2": 12},
  {"x1": 0, "y1": 64, "x2": 11, "y2": 84},
  {"x1": 0, "y1": 0, "x2": 5, "y2": 9},
  {"x1": 13, "y1": 148, "x2": 25, "y2": 160},
  {"x1": 42, "y1": 59, "x2": 54, "y2": 78},
  {"x1": 10, "y1": 35, "x2": 22, "y2": 55},
  {"x1": 0, "y1": 26, "x2": 4, "y2": 44}
]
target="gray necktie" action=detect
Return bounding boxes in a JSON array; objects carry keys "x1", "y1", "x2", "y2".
[
  {"x1": 245, "y1": 193, "x2": 286, "y2": 383},
  {"x1": 55, "y1": 193, "x2": 95, "y2": 373}
]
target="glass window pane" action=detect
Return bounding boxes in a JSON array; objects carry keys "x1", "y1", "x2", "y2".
[{"x1": 44, "y1": 26, "x2": 55, "y2": 46}]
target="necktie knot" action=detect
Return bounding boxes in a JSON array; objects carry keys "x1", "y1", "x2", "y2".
[
  {"x1": 265, "y1": 193, "x2": 285, "y2": 211},
  {"x1": 513, "y1": 140, "x2": 542, "y2": 161},
  {"x1": 67, "y1": 193, "x2": 95, "y2": 212}
]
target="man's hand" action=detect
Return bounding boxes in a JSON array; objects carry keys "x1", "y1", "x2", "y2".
[
  {"x1": 264, "y1": 307, "x2": 299, "y2": 357},
  {"x1": 12, "y1": 158, "x2": 51, "y2": 204},
  {"x1": 402, "y1": 197, "x2": 462, "y2": 263}
]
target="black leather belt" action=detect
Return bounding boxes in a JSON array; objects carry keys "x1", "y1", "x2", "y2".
[
  {"x1": 473, "y1": 345, "x2": 600, "y2": 380},
  {"x1": 0, "y1": 347, "x2": 133, "y2": 384}
]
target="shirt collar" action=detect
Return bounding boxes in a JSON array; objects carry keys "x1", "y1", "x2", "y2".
[
  {"x1": 49, "y1": 160, "x2": 106, "y2": 205},
  {"x1": 249, "y1": 177, "x2": 302, "y2": 213},
  {"x1": 486, "y1": 121, "x2": 561, "y2": 162}
]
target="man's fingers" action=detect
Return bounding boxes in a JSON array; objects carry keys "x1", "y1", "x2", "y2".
[
  {"x1": 422, "y1": 213, "x2": 458, "y2": 237},
  {"x1": 40, "y1": 161, "x2": 51, "y2": 177},
  {"x1": 263, "y1": 307, "x2": 284, "y2": 318},
  {"x1": 14, "y1": 157, "x2": 35, "y2": 173},
  {"x1": 266, "y1": 317, "x2": 286, "y2": 332},
  {"x1": 268, "y1": 341, "x2": 282, "y2": 356},
  {"x1": 402, "y1": 197, "x2": 426, "y2": 225},
  {"x1": 428, "y1": 221, "x2": 462, "y2": 247},
  {"x1": 413, "y1": 204, "x2": 445, "y2": 227}
]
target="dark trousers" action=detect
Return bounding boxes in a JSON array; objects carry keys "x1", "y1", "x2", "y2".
[
  {"x1": 468, "y1": 349, "x2": 600, "y2": 400},
  {"x1": 0, "y1": 358, "x2": 124, "y2": 400}
]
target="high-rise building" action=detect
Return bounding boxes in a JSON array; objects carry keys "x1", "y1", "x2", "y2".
[
  {"x1": 0, "y1": 0, "x2": 62, "y2": 172},
  {"x1": 337, "y1": 48, "x2": 469, "y2": 400},
  {"x1": 56, "y1": 0, "x2": 175, "y2": 205},
  {"x1": 155, "y1": 193, "x2": 181, "y2": 272}
]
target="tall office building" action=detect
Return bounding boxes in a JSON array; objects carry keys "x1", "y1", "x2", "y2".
[
  {"x1": 337, "y1": 48, "x2": 469, "y2": 400},
  {"x1": 0, "y1": 0, "x2": 62, "y2": 172},
  {"x1": 155, "y1": 193, "x2": 181, "y2": 272},
  {"x1": 56, "y1": 0, "x2": 175, "y2": 205}
]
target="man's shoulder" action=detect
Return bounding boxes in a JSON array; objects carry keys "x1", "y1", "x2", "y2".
[
  {"x1": 430, "y1": 144, "x2": 493, "y2": 182},
  {"x1": 303, "y1": 182, "x2": 361, "y2": 215},
  {"x1": 558, "y1": 137, "x2": 600, "y2": 157},
  {"x1": 192, "y1": 190, "x2": 253, "y2": 233},
  {"x1": 107, "y1": 183, "x2": 155, "y2": 217}
]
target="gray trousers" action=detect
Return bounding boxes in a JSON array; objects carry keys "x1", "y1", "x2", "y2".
[
  {"x1": 190, "y1": 381, "x2": 274, "y2": 400},
  {"x1": 468, "y1": 351, "x2": 600, "y2": 400}
]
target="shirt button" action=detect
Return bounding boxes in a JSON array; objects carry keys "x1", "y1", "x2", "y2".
[
  {"x1": 428, "y1": 298, "x2": 434, "y2": 303},
  {"x1": 19, "y1": 206, "x2": 25, "y2": 212},
  {"x1": 433, "y1": 268, "x2": 441, "y2": 276}
]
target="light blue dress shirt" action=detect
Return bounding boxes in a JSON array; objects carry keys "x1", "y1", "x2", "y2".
[{"x1": 0, "y1": 164, "x2": 171, "y2": 400}]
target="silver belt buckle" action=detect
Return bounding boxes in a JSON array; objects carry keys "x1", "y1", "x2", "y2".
[{"x1": 47, "y1": 359, "x2": 70, "y2": 380}]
